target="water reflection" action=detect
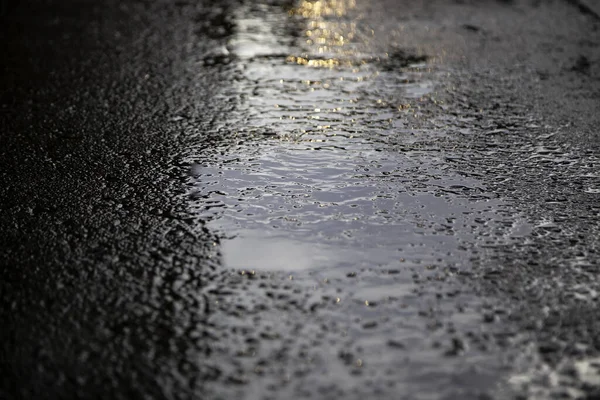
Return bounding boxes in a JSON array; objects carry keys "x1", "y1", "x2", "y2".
[
  {"x1": 185, "y1": 1, "x2": 529, "y2": 397},
  {"x1": 188, "y1": 0, "x2": 522, "y2": 274}
]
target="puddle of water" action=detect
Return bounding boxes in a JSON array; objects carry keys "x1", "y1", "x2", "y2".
[
  {"x1": 186, "y1": 0, "x2": 530, "y2": 274},
  {"x1": 219, "y1": 229, "x2": 344, "y2": 271},
  {"x1": 218, "y1": 227, "x2": 418, "y2": 272},
  {"x1": 184, "y1": 1, "x2": 533, "y2": 397},
  {"x1": 195, "y1": 140, "x2": 526, "y2": 272}
]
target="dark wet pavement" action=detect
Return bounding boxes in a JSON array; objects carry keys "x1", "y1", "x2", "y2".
[{"x1": 2, "y1": 0, "x2": 600, "y2": 399}]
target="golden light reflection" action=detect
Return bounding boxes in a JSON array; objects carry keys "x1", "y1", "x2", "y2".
[
  {"x1": 289, "y1": 0, "x2": 356, "y2": 19},
  {"x1": 286, "y1": 55, "x2": 363, "y2": 69},
  {"x1": 286, "y1": 0, "x2": 359, "y2": 69},
  {"x1": 286, "y1": 55, "x2": 341, "y2": 68}
]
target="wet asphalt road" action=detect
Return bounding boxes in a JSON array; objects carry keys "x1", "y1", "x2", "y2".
[{"x1": 1, "y1": 0, "x2": 600, "y2": 399}]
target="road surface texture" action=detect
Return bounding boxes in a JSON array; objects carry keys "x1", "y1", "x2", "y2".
[{"x1": 1, "y1": 0, "x2": 599, "y2": 399}]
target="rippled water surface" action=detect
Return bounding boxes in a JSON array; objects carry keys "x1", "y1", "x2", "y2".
[
  {"x1": 183, "y1": 1, "x2": 531, "y2": 397},
  {"x1": 187, "y1": 1, "x2": 527, "y2": 273}
]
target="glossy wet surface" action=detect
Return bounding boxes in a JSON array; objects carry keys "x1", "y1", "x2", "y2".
[
  {"x1": 2, "y1": 0, "x2": 600, "y2": 399},
  {"x1": 184, "y1": 1, "x2": 532, "y2": 398},
  {"x1": 188, "y1": 1, "x2": 529, "y2": 269}
]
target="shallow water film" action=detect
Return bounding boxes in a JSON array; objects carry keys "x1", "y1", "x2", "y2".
[
  {"x1": 183, "y1": 1, "x2": 553, "y2": 398},
  {"x1": 2, "y1": 0, "x2": 600, "y2": 399}
]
